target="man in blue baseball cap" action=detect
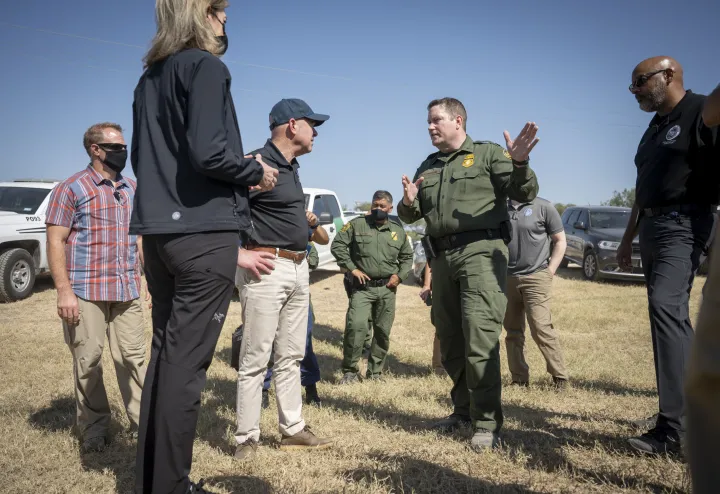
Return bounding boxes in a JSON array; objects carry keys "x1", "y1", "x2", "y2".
[
  {"x1": 234, "y1": 98, "x2": 332, "y2": 460},
  {"x1": 268, "y1": 98, "x2": 329, "y2": 130}
]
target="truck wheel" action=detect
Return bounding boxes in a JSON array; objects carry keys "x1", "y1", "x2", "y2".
[
  {"x1": 582, "y1": 250, "x2": 600, "y2": 281},
  {"x1": 0, "y1": 248, "x2": 36, "y2": 302}
]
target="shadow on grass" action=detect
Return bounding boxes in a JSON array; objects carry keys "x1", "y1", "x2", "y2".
[
  {"x1": 344, "y1": 453, "x2": 539, "y2": 493},
  {"x1": 27, "y1": 395, "x2": 138, "y2": 493},
  {"x1": 203, "y1": 475, "x2": 275, "y2": 493},
  {"x1": 28, "y1": 396, "x2": 75, "y2": 432},
  {"x1": 569, "y1": 376, "x2": 657, "y2": 398},
  {"x1": 194, "y1": 369, "x2": 679, "y2": 493}
]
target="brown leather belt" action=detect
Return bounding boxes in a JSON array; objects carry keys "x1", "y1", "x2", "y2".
[{"x1": 247, "y1": 245, "x2": 306, "y2": 264}]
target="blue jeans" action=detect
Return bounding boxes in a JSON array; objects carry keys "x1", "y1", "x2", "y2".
[{"x1": 264, "y1": 302, "x2": 320, "y2": 389}]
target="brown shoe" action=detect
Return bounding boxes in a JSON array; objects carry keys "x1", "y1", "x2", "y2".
[
  {"x1": 81, "y1": 436, "x2": 107, "y2": 453},
  {"x1": 552, "y1": 377, "x2": 570, "y2": 390},
  {"x1": 234, "y1": 439, "x2": 258, "y2": 460},
  {"x1": 279, "y1": 426, "x2": 332, "y2": 451}
]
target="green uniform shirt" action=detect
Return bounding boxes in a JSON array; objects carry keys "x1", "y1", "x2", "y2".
[
  {"x1": 396, "y1": 135, "x2": 539, "y2": 238},
  {"x1": 331, "y1": 216, "x2": 414, "y2": 281},
  {"x1": 307, "y1": 242, "x2": 319, "y2": 270}
]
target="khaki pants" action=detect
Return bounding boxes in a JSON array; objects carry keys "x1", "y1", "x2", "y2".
[
  {"x1": 235, "y1": 257, "x2": 310, "y2": 443},
  {"x1": 503, "y1": 268, "x2": 567, "y2": 383},
  {"x1": 62, "y1": 297, "x2": 146, "y2": 440},
  {"x1": 432, "y1": 335, "x2": 443, "y2": 372},
  {"x1": 687, "y1": 225, "x2": 720, "y2": 494}
]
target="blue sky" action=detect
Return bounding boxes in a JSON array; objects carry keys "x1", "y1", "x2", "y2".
[{"x1": 1, "y1": 0, "x2": 719, "y2": 210}]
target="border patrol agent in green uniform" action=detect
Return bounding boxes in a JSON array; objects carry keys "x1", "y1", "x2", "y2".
[
  {"x1": 332, "y1": 191, "x2": 414, "y2": 384},
  {"x1": 397, "y1": 98, "x2": 540, "y2": 451}
]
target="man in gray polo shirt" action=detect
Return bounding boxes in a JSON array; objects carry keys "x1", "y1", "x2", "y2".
[{"x1": 504, "y1": 198, "x2": 569, "y2": 388}]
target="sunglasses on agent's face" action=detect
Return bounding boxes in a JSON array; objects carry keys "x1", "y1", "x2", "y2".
[
  {"x1": 95, "y1": 143, "x2": 127, "y2": 152},
  {"x1": 629, "y1": 69, "x2": 669, "y2": 92}
]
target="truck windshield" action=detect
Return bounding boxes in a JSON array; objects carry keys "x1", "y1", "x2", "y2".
[
  {"x1": 590, "y1": 211, "x2": 631, "y2": 229},
  {"x1": 0, "y1": 187, "x2": 52, "y2": 214}
]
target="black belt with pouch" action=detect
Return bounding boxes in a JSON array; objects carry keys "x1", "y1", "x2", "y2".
[
  {"x1": 352, "y1": 277, "x2": 391, "y2": 290},
  {"x1": 426, "y1": 225, "x2": 511, "y2": 257}
]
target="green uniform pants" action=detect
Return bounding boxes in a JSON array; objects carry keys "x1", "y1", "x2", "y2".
[
  {"x1": 432, "y1": 238, "x2": 508, "y2": 433},
  {"x1": 342, "y1": 286, "x2": 396, "y2": 377}
]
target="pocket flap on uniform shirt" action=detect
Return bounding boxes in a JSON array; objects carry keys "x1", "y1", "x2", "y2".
[{"x1": 451, "y1": 166, "x2": 482, "y2": 180}]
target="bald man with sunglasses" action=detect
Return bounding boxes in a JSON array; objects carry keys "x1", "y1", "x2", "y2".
[{"x1": 618, "y1": 57, "x2": 719, "y2": 455}]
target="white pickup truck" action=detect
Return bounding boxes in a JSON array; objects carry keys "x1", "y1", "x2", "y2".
[
  {"x1": 303, "y1": 187, "x2": 346, "y2": 270},
  {"x1": 0, "y1": 181, "x2": 348, "y2": 302},
  {"x1": 0, "y1": 180, "x2": 59, "y2": 302}
]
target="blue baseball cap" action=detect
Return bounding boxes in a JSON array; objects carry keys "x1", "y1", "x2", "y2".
[{"x1": 269, "y1": 98, "x2": 329, "y2": 130}]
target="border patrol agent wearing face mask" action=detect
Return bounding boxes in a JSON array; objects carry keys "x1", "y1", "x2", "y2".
[{"x1": 331, "y1": 191, "x2": 414, "y2": 384}]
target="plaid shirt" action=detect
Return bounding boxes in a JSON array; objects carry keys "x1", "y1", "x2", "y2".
[{"x1": 45, "y1": 165, "x2": 140, "y2": 302}]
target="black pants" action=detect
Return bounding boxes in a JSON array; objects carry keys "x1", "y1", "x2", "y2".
[
  {"x1": 135, "y1": 232, "x2": 238, "y2": 493},
  {"x1": 638, "y1": 211, "x2": 716, "y2": 438}
]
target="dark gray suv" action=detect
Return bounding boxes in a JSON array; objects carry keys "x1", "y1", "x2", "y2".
[{"x1": 560, "y1": 206, "x2": 644, "y2": 281}]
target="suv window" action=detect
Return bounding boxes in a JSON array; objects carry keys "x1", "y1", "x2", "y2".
[
  {"x1": 561, "y1": 208, "x2": 572, "y2": 224},
  {"x1": 565, "y1": 209, "x2": 580, "y2": 226},
  {"x1": 590, "y1": 210, "x2": 631, "y2": 229},
  {"x1": 0, "y1": 186, "x2": 52, "y2": 214},
  {"x1": 577, "y1": 209, "x2": 589, "y2": 226}
]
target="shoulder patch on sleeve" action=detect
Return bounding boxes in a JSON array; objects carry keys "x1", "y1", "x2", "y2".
[{"x1": 340, "y1": 222, "x2": 353, "y2": 233}]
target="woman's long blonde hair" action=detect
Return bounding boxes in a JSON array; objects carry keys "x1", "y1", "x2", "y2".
[{"x1": 143, "y1": 0, "x2": 228, "y2": 68}]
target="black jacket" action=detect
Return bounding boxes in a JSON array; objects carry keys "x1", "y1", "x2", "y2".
[{"x1": 129, "y1": 48, "x2": 263, "y2": 236}]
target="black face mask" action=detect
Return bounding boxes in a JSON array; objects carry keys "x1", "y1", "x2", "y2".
[
  {"x1": 217, "y1": 34, "x2": 228, "y2": 55},
  {"x1": 214, "y1": 13, "x2": 228, "y2": 55},
  {"x1": 370, "y1": 208, "x2": 388, "y2": 222},
  {"x1": 101, "y1": 149, "x2": 127, "y2": 173}
]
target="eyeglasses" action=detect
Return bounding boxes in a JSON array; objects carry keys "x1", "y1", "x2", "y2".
[
  {"x1": 629, "y1": 69, "x2": 668, "y2": 91},
  {"x1": 96, "y1": 143, "x2": 127, "y2": 152}
]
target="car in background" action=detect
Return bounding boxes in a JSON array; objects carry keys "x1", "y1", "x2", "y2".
[
  {"x1": 561, "y1": 205, "x2": 643, "y2": 281},
  {"x1": 0, "y1": 179, "x2": 59, "y2": 301},
  {"x1": 343, "y1": 210, "x2": 364, "y2": 222},
  {"x1": 304, "y1": 188, "x2": 347, "y2": 270}
]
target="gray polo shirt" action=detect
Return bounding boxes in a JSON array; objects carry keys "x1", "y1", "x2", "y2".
[{"x1": 507, "y1": 198, "x2": 564, "y2": 277}]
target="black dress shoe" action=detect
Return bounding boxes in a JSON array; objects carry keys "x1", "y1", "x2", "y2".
[
  {"x1": 429, "y1": 413, "x2": 472, "y2": 433},
  {"x1": 305, "y1": 384, "x2": 322, "y2": 407},
  {"x1": 628, "y1": 428, "x2": 682, "y2": 455},
  {"x1": 188, "y1": 479, "x2": 215, "y2": 493}
]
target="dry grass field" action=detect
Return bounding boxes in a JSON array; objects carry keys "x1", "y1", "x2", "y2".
[{"x1": 0, "y1": 266, "x2": 704, "y2": 493}]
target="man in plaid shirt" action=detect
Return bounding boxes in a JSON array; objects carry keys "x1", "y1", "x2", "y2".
[{"x1": 46, "y1": 122, "x2": 147, "y2": 454}]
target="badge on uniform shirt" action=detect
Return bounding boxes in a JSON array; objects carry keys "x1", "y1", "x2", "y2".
[
  {"x1": 391, "y1": 231, "x2": 398, "y2": 241},
  {"x1": 524, "y1": 208, "x2": 533, "y2": 217},
  {"x1": 462, "y1": 154, "x2": 475, "y2": 168},
  {"x1": 664, "y1": 125, "x2": 681, "y2": 144},
  {"x1": 503, "y1": 149, "x2": 512, "y2": 159}
]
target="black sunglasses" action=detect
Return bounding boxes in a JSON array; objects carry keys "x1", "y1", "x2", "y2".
[
  {"x1": 629, "y1": 69, "x2": 668, "y2": 91},
  {"x1": 96, "y1": 143, "x2": 127, "y2": 152}
]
